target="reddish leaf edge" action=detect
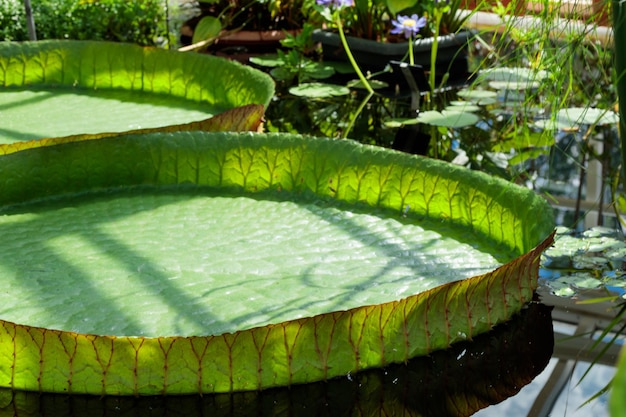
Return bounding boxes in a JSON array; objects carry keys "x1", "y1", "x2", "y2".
[{"x1": 0, "y1": 104, "x2": 265, "y2": 157}]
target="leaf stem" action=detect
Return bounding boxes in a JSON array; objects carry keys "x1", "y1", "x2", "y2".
[
  {"x1": 428, "y1": 9, "x2": 444, "y2": 110},
  {"x1": 336, "y1": 16, "x2": 374, "y2": 94}
]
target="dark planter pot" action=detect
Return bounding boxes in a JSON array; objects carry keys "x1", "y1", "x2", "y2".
[{"x1": 312, "y1": 29, "x2": 474, "y2": 84}]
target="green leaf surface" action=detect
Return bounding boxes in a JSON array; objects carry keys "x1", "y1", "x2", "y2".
[
  {"x1": 536, "y1": 107, "x2": 620, "y2": 131},
  {"x1": 326, "y1": 61, "x2": 356, "y2": 74},
  {"x1": 488, "y1": 80, "x2": 540, "y2": 91},
  {"x1": 0, "y1": 132, "x2": 554, "y2": 395},
  {"x1": 249, "y1": 54, "x2": 283, "y2": 67},
  {"x1": 417, "y1": 110, "x2": 480, "y2": 128},
  {"x1": 346, "y1": 79, "x2": 388, "y2": 90},
  {"x1": 540, "y1": 227, "x2": 626, "y2": 297},
  {"x1": 0, "y1": 190, "x2": 515, "y2": 337},
  {"x1": 192, "y1": 16, "x2": 222, "y2": 44},
  {"x1": 288, "y1": 82, "x2": 350, "y2": 97},
  {"x1": 508, "y1": 147, "x2": 549, "y2": 166},
  {"x1": 306, "y1": 64, "x2": 336, "y2": 79},
  {"x1": 446, "y1": 102, "x2": 481, "y2": 113},
  {"x1": 456, "y1": 89, "x2": 498, "y2": 103},
  {"x1": 0, "y1": 41, "x2": 274, "y2": 142},
  {"x1": 556, "y1": 107, "x2": 620, "y2": 127},
  {"x1": 384, "y1": 117, "x2": 419, "y2": 127},
  {"x1": 479, "y1": 67, "x2": 550, "y2": 83}
]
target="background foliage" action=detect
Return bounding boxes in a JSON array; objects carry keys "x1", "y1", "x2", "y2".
[{"x1": 0, "y1": 0, "x2": 167, "y2": 46}]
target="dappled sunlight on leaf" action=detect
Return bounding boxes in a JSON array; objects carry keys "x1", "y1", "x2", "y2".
[{"x1": 0, "y1": 132, "x2": 555, "y2": 394}]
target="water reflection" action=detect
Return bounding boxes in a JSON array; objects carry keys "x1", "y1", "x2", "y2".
[{"x1": 0, "y1": 302, "x2": 553, "y2": 417}]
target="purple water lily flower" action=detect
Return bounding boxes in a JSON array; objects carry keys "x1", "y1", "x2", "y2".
[
  {"x1": 390, "y1": 14, "x2": 427, "y2": 39},
  {"x1": 316, "y1": 0, "x2": 354, "y2": 7}
]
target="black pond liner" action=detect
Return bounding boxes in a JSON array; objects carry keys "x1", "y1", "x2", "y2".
[
  {"x1": 0, "y1": 302, "x2": 553, "y2": 417},
  {"x1": 312, "y1": 29, "x2": 475, "y2": 84}
]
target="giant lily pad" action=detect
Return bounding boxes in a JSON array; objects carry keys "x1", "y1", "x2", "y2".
[
  {"x1": 0, "y1": 41, "x2": 274, "y2": 143},
  {"x1": 0, "y1": 132, "x2": 554, "y2": 395}
]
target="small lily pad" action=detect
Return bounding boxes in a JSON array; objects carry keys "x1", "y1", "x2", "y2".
[
  {"x1": 555, "y1": 107, "x2": 620, "y2": 128},
  {"x1": 346, "y1": 79, "x2": 388, "y2": 90},
  {"x1": 480, "y1": 67, "x2": 550, "y2": 83},
  {"x1": 489, "y1": 80, "x2": 540, "y2": 91},
  {"x1": 249, "y1": 54, "x2": 283, "y2": 67},
  {"x1": 583, "y1": 226, "x2": 622, "y2": 238},
  {"x1": 325, "y1": 61, "x2": 356, "y2": 74},
  {"x1": 605, "y1": 278, "x2": 626, "y2": 289},
  {"x1": 445, "y1": 102, "x2": 481, "y2": 113},
  {"x1": 540, "y1": 227, "x2": 626, "y2": 297},
  {"x1": 417, "y1": 110, "x2": 480, "y2": 128},
  {"x1": 551, "y1": 281, "x2": 576, "y2": 297},
  {"x1": 288, "y1": 82, "x2": 350, "y2": 97},
  {"x1": 559, "y1": 274, "x2": 602, "y2": 290},
  {"x1": 384, "y1": 118, "x2": 419, "y2": 127},
  {"x1": 307, "y1": 64, "x2": 337, "y2": 79},
  {"x1": 534, "y1": 118, "x2": 578, "y2": 131},
  {"x1": 457, "y1": 89, "x2": 498, "y2": 104}
]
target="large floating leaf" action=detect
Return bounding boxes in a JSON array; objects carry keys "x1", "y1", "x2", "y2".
[
  {"x1": 0, "y1": 41, "x2": 274, "y2": 142},
  {"x1": 0, "y1": 132, "x2": 554, "y2": 395}
]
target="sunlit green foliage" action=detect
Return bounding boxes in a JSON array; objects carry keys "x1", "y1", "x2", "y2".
[{"x1": 0, "y1": 0, "x2": 167, "y2": 45}]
